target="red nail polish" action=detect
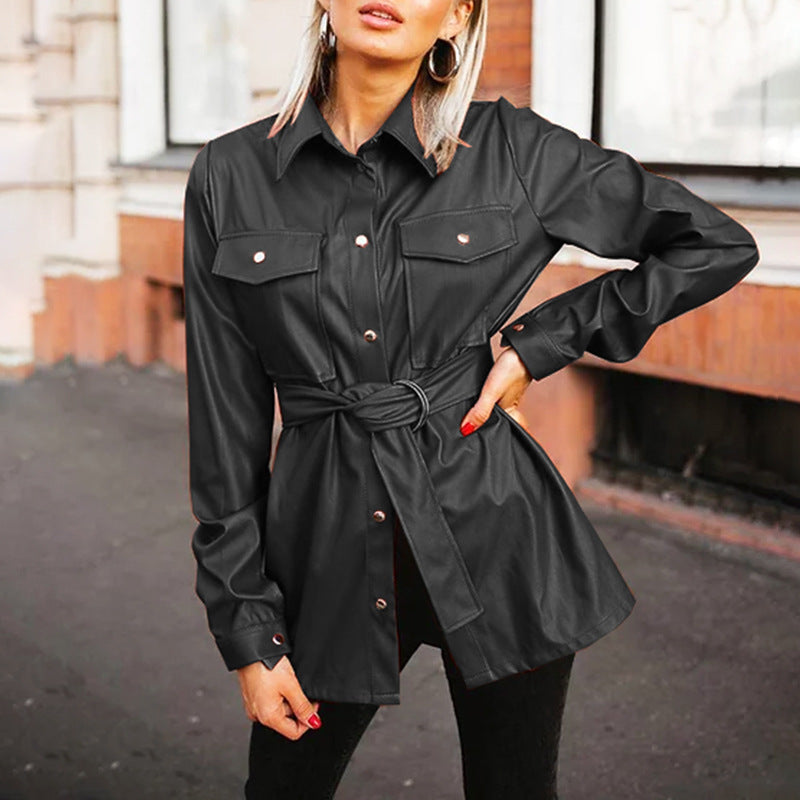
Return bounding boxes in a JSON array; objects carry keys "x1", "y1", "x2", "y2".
[
  {"x1": 307, "y1": 713, "x2": 322, "y2": 729},
  {"x1": 460, "y1": 421, "x2": 475, "y2": 436}
]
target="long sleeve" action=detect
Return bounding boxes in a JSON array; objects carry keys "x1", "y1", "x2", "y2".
[
  {"x1": 183, "y1": 141, "x2": 292, "y2": 671},
  {"x1": 496, "y1": 99, "x2": 760, "y2": 381}
]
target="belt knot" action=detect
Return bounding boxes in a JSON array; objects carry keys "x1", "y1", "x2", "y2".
[{"x1": 273, "y1": 344, "x2": 495, "y2": 634}]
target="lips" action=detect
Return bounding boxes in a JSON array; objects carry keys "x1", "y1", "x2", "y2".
[{"x1": 358, "y1": 2, "x2": 403, "y2": 23}]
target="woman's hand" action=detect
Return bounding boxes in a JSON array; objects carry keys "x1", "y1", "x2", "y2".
[
  {"x1": 236, "y1": 656, "x2": 322, "y2": 741},
  {"x1": 459, "y1": 346, "x2": 532, "y2": 435}
]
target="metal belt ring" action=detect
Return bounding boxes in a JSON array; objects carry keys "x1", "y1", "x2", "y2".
[{"x1": 393, "y1": 378, "x2": 431, "y2": 432}]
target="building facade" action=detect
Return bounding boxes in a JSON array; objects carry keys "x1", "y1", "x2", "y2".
[{"x1": 1, "y1": 0, "x2": 797, "y2": 553}]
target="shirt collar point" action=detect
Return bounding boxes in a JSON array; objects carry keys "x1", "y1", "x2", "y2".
[{"x1": 423, "y1": 156, "x2": 439, "y2": 178}]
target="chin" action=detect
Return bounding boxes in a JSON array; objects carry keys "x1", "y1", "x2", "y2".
[{"x1": 353, "y1": 39, "x2": 406, "y2": 62}]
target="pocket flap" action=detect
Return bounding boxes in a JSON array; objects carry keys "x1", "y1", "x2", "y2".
[
  {"x1": 212, "y1": 230, "x2": 323, "y2": 284},
  {"x1": 399, "y1": 205, "x2": 517, "y2": 263}
]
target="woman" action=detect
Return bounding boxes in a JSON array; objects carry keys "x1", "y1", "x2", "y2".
[{"x1": 182, "y1": 1, "x2": 760, "y2": 797}]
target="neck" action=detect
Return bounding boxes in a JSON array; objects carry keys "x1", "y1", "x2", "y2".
[{"x1": 320, "y1": 55, "x2": 420, "y2": 155}]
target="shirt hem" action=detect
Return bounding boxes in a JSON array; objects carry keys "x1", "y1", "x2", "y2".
[
  {"x1": 460, "y1": 592, "x2": 637, "y2": 689},
  {"x1": 295, "y1": 593, "x2": 636, "y2": 704}
]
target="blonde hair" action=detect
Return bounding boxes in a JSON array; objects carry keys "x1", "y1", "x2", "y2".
[{"x1": 266, "y1": 1, "x2": 487, "y2": 175}]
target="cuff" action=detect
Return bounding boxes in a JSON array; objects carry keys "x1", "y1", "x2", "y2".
[
  {"x1": 215, "y1": 619, "x2": 292, "y2": 671},
  {"x1": 498, "y1": 314, "x2": 574, "y2": 381},
  {"x1": 261, "y1": 654, "x2": 286, "y2": 670}
]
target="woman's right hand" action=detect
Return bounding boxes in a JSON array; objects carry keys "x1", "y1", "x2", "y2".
[{"x1": 236, "y1": 656, "x2": 322, "y2": 740}]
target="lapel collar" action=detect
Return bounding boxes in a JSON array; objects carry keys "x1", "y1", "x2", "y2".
[{"x1": 274, "y1": 81, "x2": 439, "y2": 181}]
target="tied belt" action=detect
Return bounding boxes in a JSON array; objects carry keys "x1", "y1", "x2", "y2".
[{"x1": 276, "y1": 345, "x2": 493, "y2": 634}]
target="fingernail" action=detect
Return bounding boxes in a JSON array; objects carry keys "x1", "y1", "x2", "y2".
[
  {"x1": 460, "y1": 421, "x2": 475, "y2": 436},
  {"x1": 307, "y1": 713, "x2": 322, "y2": 729}
]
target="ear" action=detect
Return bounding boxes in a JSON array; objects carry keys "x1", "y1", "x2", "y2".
[{"x1": 440, "y1": 0, "x2": 474, "y2": 39}]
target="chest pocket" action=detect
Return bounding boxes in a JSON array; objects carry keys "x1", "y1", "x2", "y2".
[
  {"x1": 211, "y1": 230, "x2": 335, "y2": 382},
  {"x1": 399, "y1": 204, "x2": 517, "y2": 370}
]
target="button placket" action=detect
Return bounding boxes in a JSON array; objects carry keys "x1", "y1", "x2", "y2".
[
  {"x1": 348, "y1": 171, "x2": 385, "y2": 375},
  {"x1": 365, "y1": 486, "x2": 398, "y2": 696},
  {"x1": 344, "y1": 160, "x2": 398, "y2": 698}
]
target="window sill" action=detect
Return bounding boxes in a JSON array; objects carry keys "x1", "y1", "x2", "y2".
[
  {"x1": 109, "y1": 146, "x2": 201, "y2": 174},
  {"x1": 653, "y1": 170, "x2": 800, "y2": 211}
]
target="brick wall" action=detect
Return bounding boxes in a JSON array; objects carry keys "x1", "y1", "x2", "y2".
[{"x1": 478, "y1": 0, "x2": 533, "y2": 105}]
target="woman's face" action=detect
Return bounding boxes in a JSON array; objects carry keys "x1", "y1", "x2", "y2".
[{"x1": 320, "y1": 0, "x2": 473, "y2": 66}]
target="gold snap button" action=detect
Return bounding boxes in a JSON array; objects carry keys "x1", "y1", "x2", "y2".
[
  {"x1": 456, "y1": 233, "x2": 470, "y2": 245},
  {"x1": 355, "y1": 234, "x2": 369, "y2": 248},
  {"x1": 372, "y1": 510, "x2": 386, "y2": 523},
  {"x1": 375, "y1": 598, "x2": 387, "y2": 610},
  {"x1": 271, "y1": 633, "x2": 284, "y2": 645},
  {"x1": 253, "y1": 251, "x2": 266, "y2": 263},
  {"x1": 512, "y1": 323, "x2": 525, "y2": 331},
  {"x1": 363, "y1": 329, "x2": 378, "y2": 342}
]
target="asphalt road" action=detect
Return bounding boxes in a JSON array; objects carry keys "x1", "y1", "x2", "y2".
[{"x1": 1, "y1": 359, "x2": 798, "y2": 799}]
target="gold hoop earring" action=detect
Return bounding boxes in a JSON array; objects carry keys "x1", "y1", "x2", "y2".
[
  {"x1": 319, "y1": 10, "x2": 337, "y2": 55},
  {"x1": 426, "y1": 37, "x2": 461, "y2": 83}
]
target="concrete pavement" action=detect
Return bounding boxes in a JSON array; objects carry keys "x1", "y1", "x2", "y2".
[{"x1": 1, "y1": 359, "x2": 798, "y2": 799}]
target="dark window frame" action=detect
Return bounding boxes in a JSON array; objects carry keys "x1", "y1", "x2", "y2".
[{"x1": 163, "y1": 1, "x2": 183, "y2": 149}]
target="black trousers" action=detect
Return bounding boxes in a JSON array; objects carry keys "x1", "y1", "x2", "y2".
[{"x1": 245, "y1": 518, "x2": 575, "y2": 800}]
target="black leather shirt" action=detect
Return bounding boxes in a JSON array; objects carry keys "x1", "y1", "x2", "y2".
[{"x1": 183, "y1": 79, "x2": 759, "y2": 704}]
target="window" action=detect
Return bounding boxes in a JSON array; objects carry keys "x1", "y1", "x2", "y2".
[
  {"x1": 117, "y1": 0, "x2": 304, "y2": 164},
  {"x1": 598, "y1": 0, "x2": 800, "y2": 172},
  {"x1": 165, "y1": 0, "x2": 251, "y2": 146}
]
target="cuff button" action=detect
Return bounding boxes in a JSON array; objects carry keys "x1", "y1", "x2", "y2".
[
  {"x1": 512, "y1": 323, "x2": 525, "y2": 331},
  {"x1": 271, "y1": 633, "x2": 285, "y2": 645}
]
